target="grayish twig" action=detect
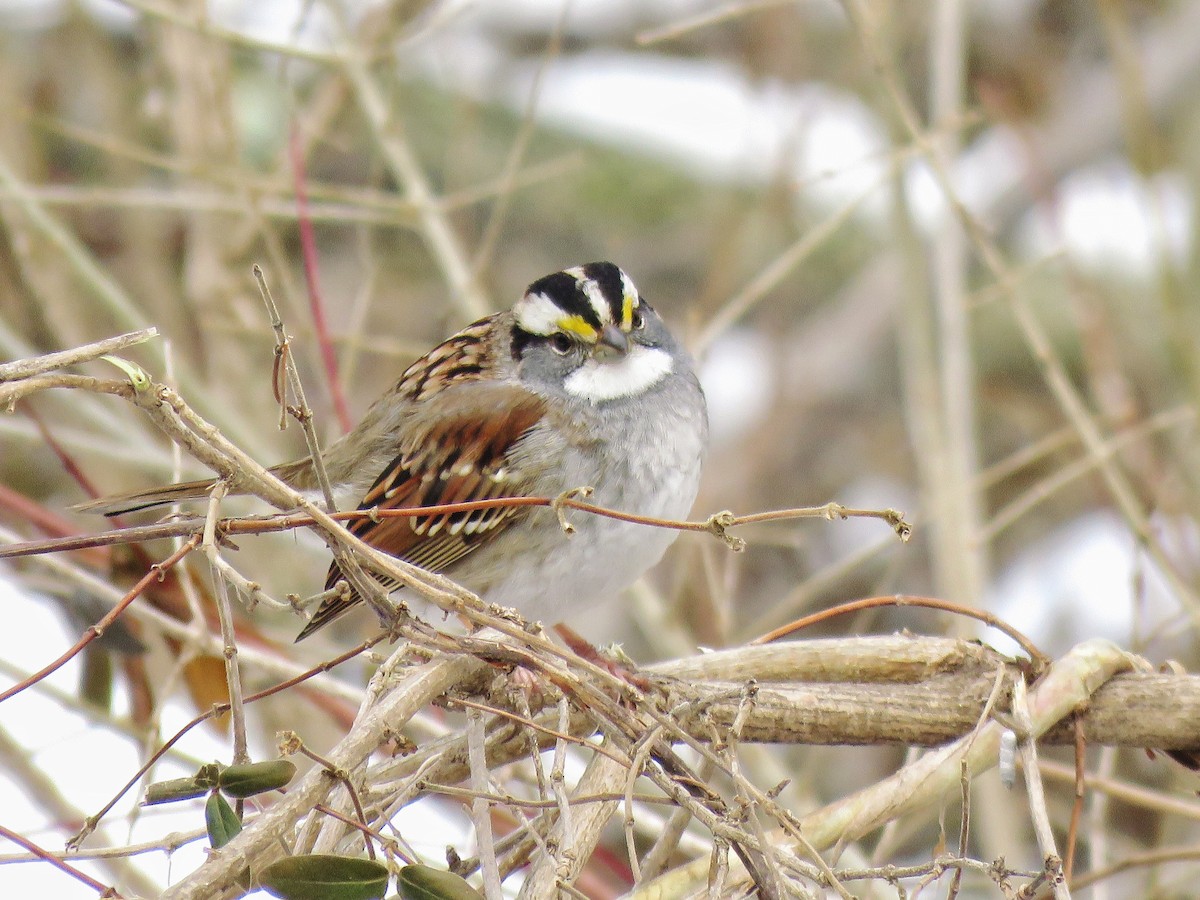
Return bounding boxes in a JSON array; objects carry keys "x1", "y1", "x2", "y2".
[
  {"x1": 202, "y1": 482, "x2": 249, "y2": 765},
  {"x1": 467, "y1": 709, "x2": 503, "y2": 899},
  {"x1": 1012, "y1": 676, "x2": 1071, "y2": 900},
  {"x1": 0, "y1": 328, "x2": 158, "y2": 382},
  {"x1": 253, "y1": 265, "x2": 337, "y2": 512}
]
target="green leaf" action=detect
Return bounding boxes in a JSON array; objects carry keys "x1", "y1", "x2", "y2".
[
  {"x1": 260, "y1": 855, "x2": 390, "y2": 900},
  {"x1": 205, "y1": 791, "x2": 242, "y2": 849},
  {"x1": 397, "y1": 865, "x2": 484, "y2": 900},
  {"x1": 218, "y1": 759, "x2": 297, "y2": 798},
  {"x1": 143, "y1": 777, "x2": 208, "y2": 806},
  {"x1": 99, "y1": 354, "x2": 151, "y2": 391}
]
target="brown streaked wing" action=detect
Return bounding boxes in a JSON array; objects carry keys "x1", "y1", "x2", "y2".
[
  {"x1": 295, "y1": 385, "x2": 546, "y2": 640},
  {"x1": 395, "y1": 316, "x2": 497, "y2": 402}
]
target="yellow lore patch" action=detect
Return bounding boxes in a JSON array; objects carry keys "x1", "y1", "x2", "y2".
[{"x1": 556, "y1": 315, "x2": 599, "y2": 342}]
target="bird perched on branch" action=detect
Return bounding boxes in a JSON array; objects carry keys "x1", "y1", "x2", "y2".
[{"x1": 81, "y1": 263, "x2": 708, "y2": 642}]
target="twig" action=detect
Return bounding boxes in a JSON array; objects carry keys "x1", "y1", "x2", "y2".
[
  {"x1": 0, "y1": 158, "x2": 583, "y2": 226},
  {"x1": 0, "y1": 151, "x2": 268, "y2": 457},
  {"x1": 1, "y1": 373, "x2": 133, "y2": 410},
  {"x1": 1011, "y1": 675, "x2": 1071, "y2": 899},
  {"x1": 1082, "y1": 747, "x2": 1117, "y2": 900},
  {"x1": 1067, "y1": 845, "x2": 1200, "y2": 893},
  {"x1": 3, "y1": 495, "x2": 910, "y2": 561},
  {"x1": 638, "y1": 758, "x2": 711, "y2": 882},
  {"x1": 928, "y1": 0, "x2": 988, "y2": 628},
  {"x1": 948, "y1": 759, "x2": 970, "y2": 900},
  {"x1": 0, "y1": 524, "x2": 369, "y2": 715},
  {"x1": 1063, "y1": 718, "x2": 1087, "y2": 883},
  {"x1": 750, "y1": 594, "x2": 1050, "y2": 669},
  {"x1": 843, "y1": 0, "x2": 1200, "y2": 622},
  {"x1": 0, "y1": 536, "x2": 199, "y2": 706},
  {"x1": 294, "y1": 740, "x2": 376, "y2": 861},
  {"x1": 309, "y1": 804, "x2": 399, "y2": 862},
  {"x1": 201, "y1": 483, "x2": 249, "y2": 765},
  {"x1": 418, "y1": 782, "x2": 674, "y2": 811},
  {"x1": 68, "y1": 636, "x2": 381, "y2": 848},
  {"x1": 0, "y1": 825, "x2": 207, "y2": 865},
  {"x1": 0, "y1": 823, "x2": 122, "y2": 898},
  {"x1": 162, "y1": 639, "x2": 491, "y2": 898},
  {"x1": 623, "y1": 722, "x2": 666, "y2": 884},
  {"x1": 725, "y1": 680, "x2": 820, "y2": 899},
  {"x1": 21, "y1": 402, "x2": 106, "y2": 507},
  {"x1": 101, "y1": 0, "x2": 337, "y2": 63},
  {"x1": 253, "y1": 265, "x2": 338, "y2": 511},
  {"x1": 980, "y1": 406, "x2": 1196, "y2": 541},
  {"x1": 630, "y1": 639, "x2": 1135, "y2": 897},
  {"x1": 205, "y1": 549, "x2": 291, "y2": 612},
  {"x1": 447, "y1": 697, "x2": 628, "y2": 767},
  {"x1": 467, "y1": 709, "x2": 503, "y2": 899},
  {"x1": 0, "y1": 328, "x2": 158, "y2": 382},
  {"x1": 708, "y1": 837, "x2": 730, "y2": 898},
  {"x1": 549, "y1": 698, "x2": 576, "y2": 870}
]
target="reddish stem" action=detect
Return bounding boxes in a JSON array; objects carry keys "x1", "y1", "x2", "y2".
[
  {"x1": 0, "y1": 536, "x2": 199, "y2": 705},
  {"x1": 0, "y1": 822, "x2": 121, "y2": 897},
  {"x1": 751, "y1": 594, "x2": 1050, "y2": 669},
  {"x1": 289, "y1": 124, "x2": 353, "y2": 434}
]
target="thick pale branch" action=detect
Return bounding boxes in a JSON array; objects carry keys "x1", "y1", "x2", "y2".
[
  {"x1": 652, "y1": 637, "x2": 1200, "y2": 752},
  {"x1": 356, "y1": 638, "x2": 1200, "y2": 816},
  {"x1": 633, "y1": 639, "x2": 1143, "y2": 897},
  {"x1": 651, "y1": 635, "x2": 999, "y2": 684},
  {"x1": 659, "y1": 670, "x2": 1200, "y2": 752}
]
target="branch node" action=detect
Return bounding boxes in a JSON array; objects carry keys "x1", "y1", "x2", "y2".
[
  {"x1": 552, "y1": 486, "x2": 593, "y2": 535},
  {"x1": 821, "y1": 501, "x2": 847, "y2": 521},
  {"x1": 884, "y1": 507, "x2": 913, "y2": 541},
  {"x1": 705, "y1": 510, "x2": 746, "y2": 552}
]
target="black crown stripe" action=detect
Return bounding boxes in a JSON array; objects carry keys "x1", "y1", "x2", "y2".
[
  {"x1": 581, "y1": 262, "x2": 629, "y2": 322},
  {"x1": 524, "y1": 270, "x2": 602, "y2": 329}
]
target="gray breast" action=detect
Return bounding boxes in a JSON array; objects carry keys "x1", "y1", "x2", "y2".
[{"x1": 476, "y1": 370, "x2": 707, "y2": 619}]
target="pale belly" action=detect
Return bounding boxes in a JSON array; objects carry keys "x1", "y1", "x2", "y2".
[{"x1": 462, "y1": 389, "x2": 705, "y2": 621}]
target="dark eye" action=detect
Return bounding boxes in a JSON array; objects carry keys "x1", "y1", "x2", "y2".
[
  {"x1": 631, "y1": 309, "x2": 645, "y2": 330},
  {"x1": 549, "y1": 333, "x2": 573, "y2": 355}
]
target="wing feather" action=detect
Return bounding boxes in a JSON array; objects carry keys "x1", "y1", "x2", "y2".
[{"x1": 295, "y1": 384, "x2": 545, "y2": 640}]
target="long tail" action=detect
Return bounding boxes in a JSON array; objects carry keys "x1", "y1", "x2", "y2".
[
  {"x1": 72, "y1": 479, "x2": 219, "y2": 517},
  {"x1": 75, "y1": 458, "x2": 314, "y2": 518}
]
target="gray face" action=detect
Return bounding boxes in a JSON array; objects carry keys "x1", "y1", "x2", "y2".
[{"x1": 510, "y1": 303, "x2": 682, "y2": 405}]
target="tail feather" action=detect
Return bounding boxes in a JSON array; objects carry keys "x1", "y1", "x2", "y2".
[
  {"x1": 75, "y1": 459, "x2": 312, "y2": 518},
  {"x1": 72, "y1": 479, "x2": 219, "y2": 517},
  {"x1": 294, "y1": 593, "x2": 357, "y2": 642}
]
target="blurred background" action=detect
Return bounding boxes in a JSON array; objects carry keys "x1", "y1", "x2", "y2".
[{"x1": 2, "y1": 0, "x2": 1200, "y2": 896}]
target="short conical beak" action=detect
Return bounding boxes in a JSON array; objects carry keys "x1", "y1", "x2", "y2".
[{"x1": 594, "y1": 324, "x2": 629, "y2": 360}]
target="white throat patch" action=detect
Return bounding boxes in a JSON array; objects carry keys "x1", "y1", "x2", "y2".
[{"x1": 564, "y1": 345, "x2": 673, "y2": 403}]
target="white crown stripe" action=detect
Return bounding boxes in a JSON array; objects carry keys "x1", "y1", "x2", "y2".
[
  {"x1": 577, "y1": 277, "x2": 613, "y2": 326},
  {"x1": 515, "y1": 264, "x2": 640, "y2": 339},
  {"x1": 621, "y1": 270, "x2": 639, "y2": 305},
  {"x1": 514, "y1": 291, "x2": 568, "y2": 336}
]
